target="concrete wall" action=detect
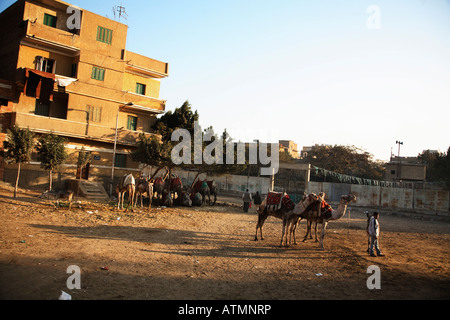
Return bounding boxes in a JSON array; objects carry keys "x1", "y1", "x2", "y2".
[
  {"x1": 307, "y1": 181, "x2": 449, "y2": 215},
  {"x1": 151, "y1": 168, "x2": 272, "y2": 195}
]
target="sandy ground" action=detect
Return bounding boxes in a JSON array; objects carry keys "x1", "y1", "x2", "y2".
[{"x1": 0, "y1": 184, "x2": 449, "y2": 301}]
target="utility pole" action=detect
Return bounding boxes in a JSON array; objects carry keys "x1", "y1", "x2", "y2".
[{"x1": 396, "y1": 140, "x2": 403, "y2": 181}]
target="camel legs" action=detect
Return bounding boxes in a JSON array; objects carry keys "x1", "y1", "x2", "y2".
[
  {"x1": 148, "y1": 193, "x2": 152, "y2": 208},
  {"x1": 289, "y1": 216, "x2": 302, "y2": 245},
  {"x1": 280, "y1": 216, "x2": 290, "y2": 247},
  {"x1": 314, "y1": 222, "x2": 319, "y2": 242},
  {"x1": 320, "y1": 221, "x2": 328, "y2": 250},
  {"x1": 254, "y1": 213, "x2": 268, "y2": 241},
  {"x1": 134, "y1": 192, "x2": 139, "y2": 208},
  {"x1": 286, "y1": 215, "x2": 301, "y2": 245},
  {"x1": 134, "y1": 191, "x2": 144, "y2": 209},
  {"x1": 303, "y1": 220, "x2": 312, "y2": 242},
  {"x1": 118, "y1": 192, "x2": 125, "y2": 210},
  {"x1": 124, "y1": 188, "x2": 135, "y2": 213}
]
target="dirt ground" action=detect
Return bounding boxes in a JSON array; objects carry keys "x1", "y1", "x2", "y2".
[{"x1": 0, "y1": 184, "x2": 449, "y2": 301}]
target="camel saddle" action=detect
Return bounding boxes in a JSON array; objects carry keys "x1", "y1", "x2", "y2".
[
  {"x1": 311, "y1": 199, "x2": 333, "y2": 219},
  {"x1": 281, "y1": 194, "x2": 295, "y2": 211},
  {"x1": 266, "y1": 192, "x2": 282, "y2": 205}
]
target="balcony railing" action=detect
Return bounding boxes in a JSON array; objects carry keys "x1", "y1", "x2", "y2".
[
  {"x1": 23, "y1": 20, "x2": 80, "y2": 55},
  {"x1": 12, "y1": 112, "x2": 156, "y2": 146},
  {"x1": 123, "y1": 91, "x2": 166, "y2": 114},
  {"x1": 124, "y1": 51, "x2": 169, "y2": 78}
]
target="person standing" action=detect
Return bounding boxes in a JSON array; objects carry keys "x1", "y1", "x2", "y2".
[
  {"x1": 242, "y1": 189, "x2": 252, "y2": 213},
  {"x1": 253, "y1": 191, "x2": 262, "y2": 208},
  {"x1": 368, "y1": 212, "x2": 385, "y2": 257}
]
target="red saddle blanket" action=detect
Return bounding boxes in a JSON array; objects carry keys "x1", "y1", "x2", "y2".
[
  {"x1": 282, "y1": 194, "x2": 296, "y2": 211},
  {"x1": 266, "y1": 192, "x2": 283, "y2": 206}
]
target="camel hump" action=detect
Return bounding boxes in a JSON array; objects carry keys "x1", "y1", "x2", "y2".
[{"x1": 123, "y1": 174, "x2": 135, "y2": 186}]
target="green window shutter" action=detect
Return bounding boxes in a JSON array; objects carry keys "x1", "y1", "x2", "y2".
[
  {"x1": 99, "y1": 68, "x2": 105, "y2": 81},
  {"x1": 114, "y1": 154, "x2": 127, "y2": 168},
  {"x1": 136, "y1": 83, "x2": 146, "y2": 95},
  {"x1": 44, "y1": 14, "x2": 57, "y2": 28},
  {"x1": 91, "y1": 67, "x2": 105, "y2": 81},
  {"x1": 97, "y1": 26, "x2": 113, "y2": 44},
  {"x1": 127, "y1": 116, "x2": 137, "y2": 131}
]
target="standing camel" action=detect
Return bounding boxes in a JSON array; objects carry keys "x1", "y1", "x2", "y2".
[
  {"x1": 295, "y1": 194, "x2": 357, "y2": 249},
  {"x1": 288, "y1": 192, "x2": 326, "y2": 245},
  {"x1": 116, "y1": 173, "x2": 136, "y2": 212},
  {"x1": 254, "y1": 192, "x2": 318, "y2": 242},
  {"x1": 279, "y1": 193, "x2": 319, "y2": 247},
  {"x1": 134, "y1": 177, "x2": 153, "y2": 209}
]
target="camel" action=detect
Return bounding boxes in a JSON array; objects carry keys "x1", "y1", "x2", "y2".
[
  {"x1": 190, "y1": 179, "x2": 217, "y2": 206},
  {"x1": 254, "y1": 191, "x2": 318, "y2": 242},
  {"x1": 301, "y1": 192, "x2": 327, "y2": 243},
  {"x1": 116, "y1": 173, "x2": 136, "y2": 212},
  {"x1": 134, "y1": 177, "x2": 153, "y2": 209},
  {"x1": 292, "y1": 194, "x2": 357, "y2": 249},
  {"x1": 181, "y1": 191, "x2": 192, "y2": 207},
  {"x1": 153, "y1": 168, "x2": 170, "y2": 204},
  {"x1": 288, "y1": 192, "x2": 325, "y2": 245},
  {"x1": 279, "y1": 193, "x2": 320, "y2": 247},
  {"x1": 40, "y1": 189, "x2": 74, "y2": 210},
  {"x1": 168, "y1": 173, "x2": 183, "y2": 205}
]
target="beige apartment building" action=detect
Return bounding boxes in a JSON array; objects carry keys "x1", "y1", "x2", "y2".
[
  {"x1": 0, "y1": 0, "x2": 168, "y2": 192},
  {"x1": 279, "y1": 140, "x2": 300, "y2": 159}
]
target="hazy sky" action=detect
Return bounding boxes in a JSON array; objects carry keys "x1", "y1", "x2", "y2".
[{"x1": 1, "y1": 0, "x2": 449, "y2": 161}]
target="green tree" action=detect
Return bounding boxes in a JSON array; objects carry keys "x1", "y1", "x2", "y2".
[
  {"x1": 418, "y1": 147, "x2": 450, "y2": 186},
  {"x1": 0, "y1": 126, "x2": 35, "y2": 198},
  {"x1": 36, "y1": 132, "x2": 68, "y2": 191},
  {"x1": 149, "y1": 100, "x2": 247, "y2": 186},
  {"x1": 302, "y1": 144, "x2": 385, "y2": 181},
  {"x1": 131, "y1": 133, "x2": 172, "y2": 170},
  {"x1": 153, "y1": 100, "x2": 199, "y2": 141}
]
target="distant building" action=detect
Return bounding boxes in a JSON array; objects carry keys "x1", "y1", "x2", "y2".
[
  {"x1": 279, "y1": 140, "x2": 300, "y2": 159},
  {"x1": 0, "y1": 0, "x2": 169, "y2": 190},
  {"x1": 385, "y1": 156, "x2": 426, "y2": 182},
  {"x1": 300, "y1": 144, "x2": 332, "y2": 159}
]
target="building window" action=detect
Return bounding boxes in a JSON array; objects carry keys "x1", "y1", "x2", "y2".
[
  {"x1": 91, "y1": 67, "x2": 105, "y2": 81},
  {"x1": 127, "y1": 115, "x2": 137, "y2": 131},
  {"x1": 36, "y1": 57, "x2": 56, "y2": 74},
  {"x1": 97, "y1": 26, "x2": 113, "y2": 44},
  {"x1": 34, "y1": 93, "x2": 68, "y2": 120},
  {"x1": 43, "y1": 13, "x2": 57, "y2": 28},
  {"x1": 86, "y1": 105, "x2": 102, "y2": 122},
  {"x1": 71, "y1": 63, "x2": 78, "y2": 78},
  {"x1": 136, "y1": 83, "x2": 146, "y2": 95},
  {"x1": 114, "y1": 154, "x2": 127, "y2": 168},
  {"x1": 35, "y1": 99, "x2": 50, "y2": 116}
]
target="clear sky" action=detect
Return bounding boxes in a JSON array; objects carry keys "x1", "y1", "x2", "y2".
[{"x1": 1, "y1": 0, "x2": 449, "y2": 161}]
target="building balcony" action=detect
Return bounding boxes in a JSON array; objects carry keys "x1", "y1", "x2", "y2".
[
  {"x1": 122, "y1": 91, "x2": 166, "y2": 115},
  {"x1": 124, "y1": 51, "x2": 169, "y2": 79},
  {"x1": 11, "y1": 112, "x2": 156, "y2": 146},
  {"x1": 22, "y1": 20, "x2": 81, "y2": 57}
]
